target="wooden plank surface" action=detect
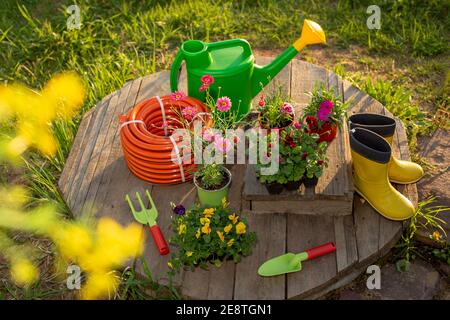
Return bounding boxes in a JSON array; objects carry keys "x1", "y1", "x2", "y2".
[
  {"x1": 234, "y1": 213, "x2": 287, "y2": 299},
  {"x1": 286, "y1": 214, "x2": 337, "y2": 298},
  {"x1": 334, "y1": 214, "x2": 358, "y2": 273},
  {"x1": 58, "y1": 58, "x2": 418, "y2": 300}
]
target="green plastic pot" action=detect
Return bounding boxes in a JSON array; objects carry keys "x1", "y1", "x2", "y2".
[{"x1": 194, "y1": 167, "x2": 231, "y2": 208}]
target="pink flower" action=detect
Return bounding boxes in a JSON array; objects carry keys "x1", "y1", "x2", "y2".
[
  {"x1": 181, "y1": 105, "x2": 198, "y2": 121},
  {"x1": 293, "y1": 122, "x2": 302, "y2": 129},
  {"x1": 201, "y1": 74, "x2": 214, "y2": 85},
  {"x1": 281, "y1": 102, "x2": 294, "y2": 114},
  {"x1": 320, "y1": 100, "x2": 334, "y2": 110},
  {"x1": 202, "y1": 129, "x2": 215, "y2": 142},
  {"x1": 216, "y1": 96, "x2": 232, "y2": 112},
  {"x1": 214, "y1": 135, "x2": 232, "y2": 154},
  {"x1": 318, "y1": 100, "x2": 333, "y2": 121},
  {"x1": 170, "y1": 91, "x2": 186, "y2": 101},
  {"x1": 199, "y1": 84, "x2": 208, "y2": 92}
]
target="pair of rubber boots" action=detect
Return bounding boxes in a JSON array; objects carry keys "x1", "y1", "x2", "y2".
[{"x1": 349, "y1": 114, "x2": 424, "y2": 221}]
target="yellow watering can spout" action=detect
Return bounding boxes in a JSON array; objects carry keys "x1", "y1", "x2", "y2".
[{"x1": 293, "y1": 19, "x2": 326, "y2": 52}]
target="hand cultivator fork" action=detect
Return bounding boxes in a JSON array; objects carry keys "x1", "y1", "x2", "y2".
[{"x1": 126, "y1": 190, "x2": 169, "y2": 256}]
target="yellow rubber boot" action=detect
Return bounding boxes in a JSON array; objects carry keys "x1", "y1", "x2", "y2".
[
  {"x1": 350, "y1": 128, "x2": 415, "y2": 221},
  {"x1": 349, "y1": 113, "x2": 424, "y2": 184}
]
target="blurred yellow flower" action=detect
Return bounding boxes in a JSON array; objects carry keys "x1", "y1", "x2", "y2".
[
  {"x1": 0, "y1": 186, "x2": 29, "y2": 209},
  {"x1": 201, "y1": 223, "x2": 211, "y2": 235},
  {"x1": 217, "y1": 231, "x2": 225, "y2": 242},
  {"x1": 224, "y1": 224, "x2": 232, "y2": 234},
  {"x1": 228, "y1": 213, "x2": 238, "y2": 224},
  {"x1": 0, "y1": 73, "x2": 85, "y2": 160},
  {"x1": 196, "y1": 228, "x2": 201, "y2": 239},
  {"x1": 227, "y1": 238, "x2": 234, "y2": 247},
  {"x1": 200, "y1": 217, "x2": 210, "y2": 225},
  {"x1": 167, "y1": 262, "x2": 174, "y2": 269},
  {"x1": 186, "y1": 251, "x2": 193, "y2": 257},
  {"x1": 236, "y1": 222, "x2": 247, "y2": 235},
  {"x1": 178, "y1": 223, "x2": 186, "y2": 235},
  {"x1": 81, "y1": 272, "x2": 118, "y2": 300},
  {"x1": 10, "y1": 259, "x2": 39, "y2": 286},
  {"x1": 54, "y1": 224, "x2": 93, "y2": 260},
  {"x1": 42, "y1": 72, "x2": 86, "y2": 120}
]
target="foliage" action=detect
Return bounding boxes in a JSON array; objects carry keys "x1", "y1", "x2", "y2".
[
  {"x1": 395, "y1": 196, "x2": 448, "y2": 271},
  {"x1": 256, "y1": 125, "x2": 328, "y2": 184},
  {"x1": 0, "y1": 74, "x2": 144, "y2": 299},
  {"x1": 194, "y1": 163, "x2": 229, "y2": 190},
  {"x1": 433, "y1": 246, "x2": 450, "y2": 265},
  {"x1": 168, "y1": 201, "x2": 257, "y2": 274},
  {"x1": 257, "y1": 86, "x2": 293, "y2": 129},
  {"x1": 302, "y1": 82, "x2": 349, "y2": 130}
]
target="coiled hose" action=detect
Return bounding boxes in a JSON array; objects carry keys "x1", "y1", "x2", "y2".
[{"x1": 119, "y1": 95, "x2": 208, "y2": 185}]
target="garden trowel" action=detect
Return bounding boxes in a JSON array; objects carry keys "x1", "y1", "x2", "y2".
[
  {"x1": 126, "y1": 189, "x2": 169, "y2": 256},
  {"x1": 258, "y1": 242, "x2": 336, "y2": 277}
]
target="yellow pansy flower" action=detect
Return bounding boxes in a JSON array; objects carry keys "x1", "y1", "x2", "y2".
[
  {"x1": 224, "y1": 224, "x2": 233, "y2": 234},
  {"x1": 431, "y1": 231, "x2": 443, "y2": 241},
  {"x1": 222, "y1": 197, "x2": 229, "y2": 208},
  {"x1": 200, "y1": 217, "x2": 210, "y2": 225},
  {"x1": 217, "y1": 231, "x2": 225, "y2": 242},
  {"x1": 203, "y1": 208, "x2": 215, "y2": 218},
  {"x1": 236, "y1": 222, "x2": 247, "y2": 235},
  {"x1": 196, "y1": 228, "x2": 201, "y2": 239},
  {"x1": 228, "y1": 213, "x2": 238, "y2": 224},
  {"x1": 227, "y1": 238, "x2": 235, "y2": 247},
  {"x1": 186, "y1": 251, "x2": 193, "y2": 257},
  {"x1": 178, "y1": 223, "x2": 186, "y2": 235},
  {"x1": 201, "y1": 223, "x2": 211, "y2": 235}
]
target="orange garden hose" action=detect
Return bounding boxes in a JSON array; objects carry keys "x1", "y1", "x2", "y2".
[{"x1": 119, "y1": 95, "x2": 208, "y2": 185}]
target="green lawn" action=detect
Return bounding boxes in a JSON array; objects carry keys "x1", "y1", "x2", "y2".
[{"x1": 0, "y1": 0, "x2": 448, "y2": 299}]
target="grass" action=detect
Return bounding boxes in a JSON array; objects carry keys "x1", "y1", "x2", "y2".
[{"x1": 0, "y1": 0, "x2": 448, "y2": 299}]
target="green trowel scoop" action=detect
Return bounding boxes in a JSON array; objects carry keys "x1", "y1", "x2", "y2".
[{"x1": 258, "y1": 242, "x2": 336, "y2": 277}]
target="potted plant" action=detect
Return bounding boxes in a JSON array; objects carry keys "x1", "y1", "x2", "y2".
[
  {"x1": 257, "y1": 86, "x2": 294, "y2": 131},
  {"x1": 176, "y1": 74, "x2": 241, "y2": 207},
  {"x1": 302, "y1": 82, "x2": 349, "y2": 143},
  {"x1": 281, "y1": 124, "x2": 328, "y2": 189},
  {"x1": 194, "y1": 163, "x2": 232, "y2": 207},
  {"x1": 167, "y1": 201, "x2": 257, "y2": 273}
]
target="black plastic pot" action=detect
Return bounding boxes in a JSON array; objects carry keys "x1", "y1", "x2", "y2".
[
  {"x1": 285, "y1": 180, "x2": 301, "y2": 191},
  {"x1": 303, "y1": 177, "x2": 319, "y2": 188},
  {"x1": 265, "y1": 182, "x2": 284, "y2": 194}
]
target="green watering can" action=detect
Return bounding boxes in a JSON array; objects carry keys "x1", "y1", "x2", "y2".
[{"x1": 170, "y1": 19, "x2": 326, "y2": 118}]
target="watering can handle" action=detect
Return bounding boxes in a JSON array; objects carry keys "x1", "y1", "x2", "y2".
[
  {"x1": 170, "y1": 51, "x2": 184, "y2": 93},
  {"x1": 207, "y1": 39, "x2": 252, "y2": 56}
]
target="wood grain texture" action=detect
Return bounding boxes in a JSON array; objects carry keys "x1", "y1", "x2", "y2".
[
  {"x1": 286, "y1": 214, "x2": 337, "y2": 298},
  {"x1": 234, "y1": 213, "x2": 286, "y2": 299}
]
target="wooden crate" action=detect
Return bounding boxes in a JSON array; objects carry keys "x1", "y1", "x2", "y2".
[{"x1": 243, "y1": 122, "x2": 354, "y2": 216}]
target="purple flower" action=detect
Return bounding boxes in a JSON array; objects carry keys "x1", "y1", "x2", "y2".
[
  {"x1": 293, "y1": 121, "x2": 302, "y2": 129},
  {"x1": 173, "y1": 204, "x2": 186, "y2": 215}
]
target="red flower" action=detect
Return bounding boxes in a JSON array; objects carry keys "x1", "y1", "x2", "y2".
[
  {"x1": 302, "y1": 152, "x2": 308, "y2": 160},
  {"x1": 284, "y1": 135, "x2": 296, "y2": 148},
  {"x1": 317, "y1": 160, "x2": 324, "y2": 166}
]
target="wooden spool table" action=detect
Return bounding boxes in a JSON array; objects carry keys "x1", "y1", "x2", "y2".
[{"x1": 58, "y1": 56, "x2": 418, "y2": 299}]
